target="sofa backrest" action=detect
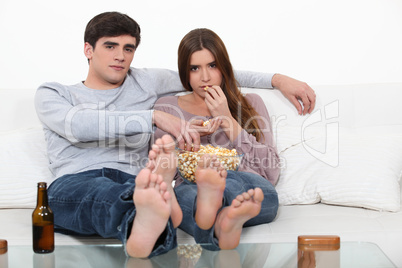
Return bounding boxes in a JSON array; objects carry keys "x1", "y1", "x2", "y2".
[
  {"x1": 0, "y1": 89, "x2": 40, "y2": 131},
  {"x1": 242, "y1": 83, "x2": 402, "y2": 128}
]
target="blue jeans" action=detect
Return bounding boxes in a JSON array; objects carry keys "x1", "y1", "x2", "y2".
[
  {"x1": 175, "y1": 170, "x2": 278, "y2": 251},
  {"x1": 47, "y1": 168, "x2": 177, "y2": 258}
]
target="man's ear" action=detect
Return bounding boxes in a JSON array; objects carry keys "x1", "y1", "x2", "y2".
[{"x1": 84, "y1": 42, "x2": 94, "y2": 60}]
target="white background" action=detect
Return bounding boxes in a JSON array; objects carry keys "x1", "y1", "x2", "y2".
[{"x1": 1, "y1": 0, "x2": 401, "y2": 90}]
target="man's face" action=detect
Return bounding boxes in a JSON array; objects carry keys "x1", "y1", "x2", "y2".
[{"x1": 84, "y1": 35, "x2": 136, "y2": 89}]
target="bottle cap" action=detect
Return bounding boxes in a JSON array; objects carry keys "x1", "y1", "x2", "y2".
[
  {"x1": 0, "y1": 239, "x2": 7, "y2": 254},
  {"x1": 38, "y1": 182, "x2": 47, "y2": 188}
]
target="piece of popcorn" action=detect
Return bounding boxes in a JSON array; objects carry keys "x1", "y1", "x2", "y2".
[{"x1": 202, "y1": 120, "x2": 210, "y2": 126}]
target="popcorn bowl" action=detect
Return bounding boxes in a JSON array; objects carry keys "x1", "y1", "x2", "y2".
[{"x1": 176, "y1": 145, "x2": 243, "y2": 183}]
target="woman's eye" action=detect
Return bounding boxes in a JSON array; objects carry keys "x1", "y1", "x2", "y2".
[
  {"x1": 190, "y1": 66, "x2": 198, "y2": 71},
  {"x1": 209, "y1": 63, "x2": 217, "y2": 68}
]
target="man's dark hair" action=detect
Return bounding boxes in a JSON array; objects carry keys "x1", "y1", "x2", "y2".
[{"x1": 84, "y1": 12, "x2": 141, "y2": 49}]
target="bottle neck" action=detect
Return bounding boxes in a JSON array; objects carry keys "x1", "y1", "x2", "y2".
[{"x1": 36, "y1": 183, "x2": 49, "y2": 207}]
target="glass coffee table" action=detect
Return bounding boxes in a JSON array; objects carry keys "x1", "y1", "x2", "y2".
[{"x1": 3, "y1": 242, "x2": 396, "y2": 267}]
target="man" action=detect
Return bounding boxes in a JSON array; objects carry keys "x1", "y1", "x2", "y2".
[{"x1": 35, "y1": 11, "x2": 315, "y2": 258}]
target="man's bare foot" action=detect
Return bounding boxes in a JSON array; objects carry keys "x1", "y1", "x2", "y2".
[
  {"x1": 147, "y1": 135, "x2": 182, "y2": 228},
  {"x1": 214, "y1": 188, "x2": 264, "y2": 249},
  {"x1": 195, "y1": 154, "x2": 227, "y2": 230},
  {"x1": 126, "y1": 168, "x2": 171, "y2": 258}
]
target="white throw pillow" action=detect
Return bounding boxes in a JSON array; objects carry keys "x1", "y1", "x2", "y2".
[
  {"x1": 0, "y1": 126, "x2": 54, "y2": 208},
  {"x1": 276, "y1": 126, "x2": 402, "y2": 212}
]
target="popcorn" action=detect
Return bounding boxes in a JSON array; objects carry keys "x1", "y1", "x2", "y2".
[
  {"x1": 177, "y1": 145, "x2": 242, "y2": 183},
  {"x1": 177, "y1": 244, "x2": 202, "y2": 262},
  {"x1": 202, "y1": 120, "x2": 210, "y2": 126},
  {"x1": 204, "y1": 86, "x2": 209, "y2": 91}
]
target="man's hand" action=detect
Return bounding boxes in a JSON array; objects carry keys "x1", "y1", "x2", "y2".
[
  {"x1": 272, "y1": 74, "x2": 316, "y2": 115},
  {"x1": 153, "y1": 110, "x2": 200, "y2": 151},
  {"x1": 188, "y1": 118, "x2": 222, "y2": 136}
]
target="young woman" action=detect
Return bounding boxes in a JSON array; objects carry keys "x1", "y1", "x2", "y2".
[{"x1": 153, "y1": 28, "x2": 280, "y2": 250}]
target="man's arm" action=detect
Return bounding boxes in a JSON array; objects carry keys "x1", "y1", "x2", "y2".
[
  {"x1": 271, "y1": 74, "x2": 316, "y2": 115},
  {"x1": 152, "y1": 110, "x2": 200, "y2": 151},
  {"x1": 35, "y1": 84, "x2": 154, "y2": 144},
  {"x1": 234, "y1": 71, "x2": 316, "y2": 115}
]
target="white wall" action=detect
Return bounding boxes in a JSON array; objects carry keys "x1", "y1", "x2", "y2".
[{"x1": 0, "y1": 0, "x2": 401, "y2": 90}]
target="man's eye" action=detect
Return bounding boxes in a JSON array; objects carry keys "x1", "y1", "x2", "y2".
[
  {"x1": 106, "y1": 45, "x2": 114, "y2": 49},
  {"x1": 125, "y1": 48, "x2": 134, "y2": 52}
]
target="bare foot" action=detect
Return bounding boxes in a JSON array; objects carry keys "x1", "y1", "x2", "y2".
[
  {"x1": 126, "y1": 168, "x2": 171, "y2": 258},
  {"x1": 147, "y1": 135, "x2": 182, "y2": 228},
  {"x1": 194, "y1": 154, "x2": 227, "y2": 230},
  {"x1": 214, "y1": 188, "x2": 264, "y2": 249}
]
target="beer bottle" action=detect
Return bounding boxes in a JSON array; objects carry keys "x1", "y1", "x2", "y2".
[
  {"x1": 0, "y1": 239, "x2": 7, "y2": 268},
  {"x1": 32, "y1": 182, "x2": 54, "y2": 253}
]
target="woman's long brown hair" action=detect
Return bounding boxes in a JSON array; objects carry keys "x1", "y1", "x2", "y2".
[{"x1": 178, "y1": 28, "x2": 265, "y2": 142}]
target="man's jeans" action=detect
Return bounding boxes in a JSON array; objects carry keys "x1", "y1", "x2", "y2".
[
  {"x1": 175, "y1": 170, "x2": 278, "y2": 251},
  {"x1": 47, "y1": 168, "x2": 177, "y2": 257}
]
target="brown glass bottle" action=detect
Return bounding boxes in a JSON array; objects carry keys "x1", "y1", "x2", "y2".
[{"x1": 32, "y1": 182, "x2": 54, "y2": 253}]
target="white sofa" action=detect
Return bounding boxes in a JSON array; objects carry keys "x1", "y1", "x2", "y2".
[{"x1": 1, "y1": 84, "x2": 402, "y2": 266}]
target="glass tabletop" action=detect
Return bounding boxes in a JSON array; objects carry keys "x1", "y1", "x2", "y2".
[{"x1": 2, "y1": 242, "x2": 396, "y2": 268}]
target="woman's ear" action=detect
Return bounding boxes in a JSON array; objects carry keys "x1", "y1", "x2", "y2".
[{"x1": 84, "y1": 42, "x2": 93, "y2": 61}]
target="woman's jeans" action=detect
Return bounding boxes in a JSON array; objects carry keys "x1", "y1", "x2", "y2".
[
  {"x1": 47, "y1": 168, "x2": 177, "y2": 257},
  {"x1": 175, "y1": 170, "x2": 278, "y2": 251}
]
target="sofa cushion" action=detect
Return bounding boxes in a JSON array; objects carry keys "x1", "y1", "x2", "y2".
[
  {"x1": 0, "y1": 126, "x2": 54, "y2": 208},
  {"x1": 276, "y1": 126, "x2": 402, "y2": 212}
]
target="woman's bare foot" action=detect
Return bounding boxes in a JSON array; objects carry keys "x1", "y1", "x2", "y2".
[
  {"x1": 195, "y1": 154, "x2": 227, "y2": 230},
  {"x1": 147, "y1": 135, "x2": 182, "y2": 228},
  {"x1": 126, "y1": 168, "x2": 171, "y2": 258},
  {"x1": 214, "y1": 188, "x2": 264, "y2": 250}
]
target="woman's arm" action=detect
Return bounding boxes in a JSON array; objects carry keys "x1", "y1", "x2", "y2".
[{"x1": 232, "y1": 93, "x2": 281, "y2": 185}]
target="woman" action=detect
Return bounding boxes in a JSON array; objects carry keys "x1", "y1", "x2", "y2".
[{"x1": 154, "y1": 28, "x2": 280, "y2": 250}]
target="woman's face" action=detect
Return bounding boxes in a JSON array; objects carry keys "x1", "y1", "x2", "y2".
[{"x1": 188, "y1": 48, "x2": 222, "y2": 98}]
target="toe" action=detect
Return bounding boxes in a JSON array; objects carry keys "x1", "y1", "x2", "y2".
[{"x1": 135, "y1": 168, "x2": 152, "y2": 188}]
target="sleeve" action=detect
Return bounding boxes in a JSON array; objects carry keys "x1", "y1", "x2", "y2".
[
  {"x1": 233, "y1": 94, "x2": 280, "y2": 185},
  {"x1": 135, "y1": 68, "x2": 184, "y2": 98},
  {"x1": 152, "y1": 97, "x2": 177, "y2": 141},
  {"x1": 234, "y1": 70, "x2": 274, "y2": 89},
  {"x1": 34, "y1": 83, "x2": 154, "y2": 144}
]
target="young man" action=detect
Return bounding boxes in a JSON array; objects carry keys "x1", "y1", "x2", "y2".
[{"x1": 35, "y1": 11, "x2": 315, "y2": 258}]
